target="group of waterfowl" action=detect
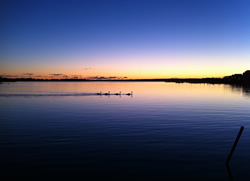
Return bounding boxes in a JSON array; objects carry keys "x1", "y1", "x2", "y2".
[{"x1": 97, "y1": 91, "x2": 133, "y2": 96}]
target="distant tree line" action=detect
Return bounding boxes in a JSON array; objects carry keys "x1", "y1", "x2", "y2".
[
  {"x1": 223, "y1": 70, "x2": 250, "y2": 86},
  {"x1": 164, "y1": 70, "x2": 250, "y2": 85},
  {"x1": 1, "y1": 70, "x2": 250, "y2": 86}
]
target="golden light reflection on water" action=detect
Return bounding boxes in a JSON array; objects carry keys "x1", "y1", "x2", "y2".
[{"x1": 1, "y1": 82, "x2": 248, "y2": 102}]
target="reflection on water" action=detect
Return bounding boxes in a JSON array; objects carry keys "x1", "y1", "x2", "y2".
[
  {"x1": 0, "y1": 82, "x2": 250, "y2": 180},
  {"x1": 242, "y1": 86, "x2": 250, "y2": 97},
  {"x1": 229, "y1": 84, "x2": 250, "y2": 98}
]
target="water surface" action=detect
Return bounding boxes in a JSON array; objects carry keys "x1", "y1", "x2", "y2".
[{"x1": 0, "y1": 82, "x2": 250, "y2": 180}]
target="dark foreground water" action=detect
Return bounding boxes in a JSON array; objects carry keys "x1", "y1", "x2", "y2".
[{"x1": 0, "y1": 82, "x2": 250, "y2": 180}]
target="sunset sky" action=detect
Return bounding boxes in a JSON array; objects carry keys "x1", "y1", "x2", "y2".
[{"x1": 1, "y1": 0, "x2": 250, "y2": 79}]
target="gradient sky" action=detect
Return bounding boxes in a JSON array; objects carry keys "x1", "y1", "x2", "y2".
[{"x1": 1, "y1": 0, "x2": 250, "y2": 79}]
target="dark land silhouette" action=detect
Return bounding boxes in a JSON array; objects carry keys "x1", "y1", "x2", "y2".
[
  {"x1": 1, "y1": 70, "x2": 250, "y2": 86},
  {"x1": 165, "y1": 70, "x2": 250, "y2": 86}
]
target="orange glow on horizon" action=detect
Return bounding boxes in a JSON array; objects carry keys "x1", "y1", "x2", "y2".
[{"x1": 1, "y1": 54, "x2": 249, "y2": 79}]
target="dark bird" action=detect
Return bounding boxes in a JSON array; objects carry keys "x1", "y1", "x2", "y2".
[
  {"x1": 126, "y1": 91, "x2": 133, "y2": 96},
  {"x1": 104, "y1": 91, "x2": 110, "y2": 95},
  {"x1": 97, "y1": 91, "x2": 102, "y2": 95},
  {"x1": 115, "y1": 91, "x2": 121, "y2": 95}
]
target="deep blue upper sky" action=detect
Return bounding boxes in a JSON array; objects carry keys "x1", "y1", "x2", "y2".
[{"x1": 1, "y1": 0, "x2": 250, "y2": 78}]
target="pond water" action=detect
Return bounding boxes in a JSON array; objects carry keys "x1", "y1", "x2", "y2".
[{"x1": 0, "y1": 81, "x2": 250, "y2": 180}]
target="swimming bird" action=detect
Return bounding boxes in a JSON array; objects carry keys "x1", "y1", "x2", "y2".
[
  {"x1": 115, "y1": 91, "x2": 121, "y2": 95},
  {"x1": 104, "y1": 91, "x2": 110, "y2": 95},
  {"x1": 97, "y1": 91, "x2": 102, "y2": 95},
  {"x1": 126, "y1": 91, "x2": 133, "y2": 96}
]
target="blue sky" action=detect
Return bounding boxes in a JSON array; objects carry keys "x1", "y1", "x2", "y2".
[{"x1": 1, "y1": 0, "x2": 250, "y2": 79}]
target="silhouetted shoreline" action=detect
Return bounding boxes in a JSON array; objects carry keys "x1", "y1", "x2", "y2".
[{"x1": 1, "y1": 70, "x2": 249, "y2": 86}]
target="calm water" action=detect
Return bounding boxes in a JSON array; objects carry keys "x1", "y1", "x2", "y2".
[{"x1": 0, "y1": 82, "x2": 250, "y2": 180}]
